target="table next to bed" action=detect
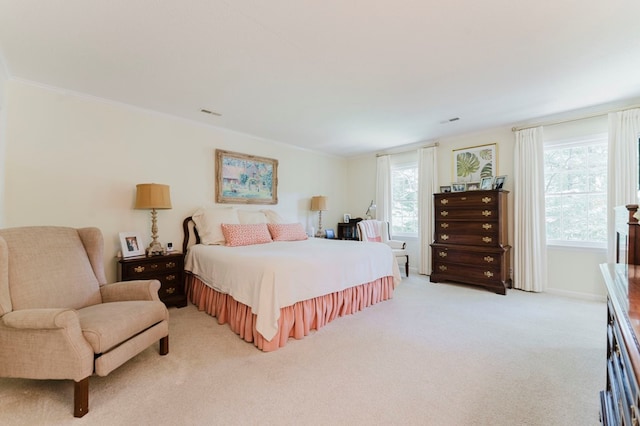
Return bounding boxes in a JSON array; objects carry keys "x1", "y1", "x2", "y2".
[{"x1": 117, "y1": 252, "x2": 187, "y2": 308}]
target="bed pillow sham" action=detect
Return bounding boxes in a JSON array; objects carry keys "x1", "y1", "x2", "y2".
[
  {"x1": 267, "y1": 223, "x2": 308, "y2": 241},
  {"x1": 221, "y1": 223, "x2": 273, "y2": 247},
  {"x1": 192, "y1": 207, "x2": 239, "y2": 245}
]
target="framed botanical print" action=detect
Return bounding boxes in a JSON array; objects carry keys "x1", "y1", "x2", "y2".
[{"x1": 453, "y1": 143, "x2": 496, "y2": 183}]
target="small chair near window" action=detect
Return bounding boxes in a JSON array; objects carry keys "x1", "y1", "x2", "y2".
[{"x1": 357, "y1": 220, "x2": 409, "y2": 276}]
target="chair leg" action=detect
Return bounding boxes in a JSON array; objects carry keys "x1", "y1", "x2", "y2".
[
  {"x1": 160, "y1": 336, "x2": 169, "y2": 355},
  {"x1": 74, "y1": 377, "x2": 89, "y2": 418},
  {"x1": 405, "y1": 255, "x2": 409, "y2": 277}
]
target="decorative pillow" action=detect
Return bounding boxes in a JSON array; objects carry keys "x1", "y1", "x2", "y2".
[
  {"x1": 261, "y1": 209, "x2": 286, "y2": 224},
  {"x1": 221, "y1": 223, "x2": 273, "y2": 247},
  {"x1": 192, "y1": 207, "x2": 239, "y2": 245},
  {"x1": 237, "y1": 210, "x2": 269, "y2": 224},
  {"x1": 267, "y1": 223, "x2": 308, "y2": 241}
]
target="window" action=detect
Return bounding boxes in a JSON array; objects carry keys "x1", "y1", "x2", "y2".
[
  {"x1": 544, "y1": 134, "x2": 607, "y2": 247},
  {"x1": 391, "y1": 162, "x2": 418, "y2": 236}
]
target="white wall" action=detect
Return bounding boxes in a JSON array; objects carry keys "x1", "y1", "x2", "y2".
[
  {"x1": 0, "y1": 52, "x2": 10, "y2": 226},
  {"x1": 3, "y1": 80, "x2": 348, "y2": 281}
]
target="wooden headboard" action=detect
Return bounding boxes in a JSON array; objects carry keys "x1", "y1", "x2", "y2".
[
  {"x1": 616, "y1": 204, "x2": 640, "y2": 264},
  {"x1": 182, "y1": 216, "x2": 201, "y2": 253}
]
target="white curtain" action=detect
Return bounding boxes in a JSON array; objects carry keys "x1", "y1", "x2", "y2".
[
  {"x1": 513, "y1": 127, "x2": 547, "y2": 292},
  {"x1": 376, "y1": 155, "x2": 392, "y2": 222},
  {"x1": 418, "y1": 146, "x2": 437, "y2": 275},
  {"x1": 607, "y1": 109, "x2": 640, "y2": 262}
]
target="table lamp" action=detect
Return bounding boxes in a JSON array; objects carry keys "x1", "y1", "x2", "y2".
[
  {"x1": 310, "y1": 196, "x2": 328, "y2": 237},
  {"x1": 135, "y1": 183, "x2": 172, "y2": 255},
  {"x1": 365, "y1": 200, "x2": 376, "y2": 219}
]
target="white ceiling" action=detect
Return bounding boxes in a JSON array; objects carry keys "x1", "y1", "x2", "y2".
[{"x1": 1, "y1": 1, "x2": 640, "y2": 157}]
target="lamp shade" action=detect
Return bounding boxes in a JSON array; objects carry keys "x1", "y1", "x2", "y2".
[
  {"x1": 135, "y1": 184, "x2": 172, "y2": 209},
  {"x1": 310, "y1": 196, "x2": 328, "y2": 211}
]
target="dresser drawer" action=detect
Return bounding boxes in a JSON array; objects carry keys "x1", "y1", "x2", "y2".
[
  {"x1": 431, "y1": 261, "x2": 503, "y2": 285},
  {"x1": 435, "y1": 207, "x2": 498, "y2": 220},
  {"x1": 434, "y1": 228, "x2": 499, "y2": 246},
  {"x1": 121, "y1": 257, "x2": 182, "y2": 278},
  {"x1": 432, "y1": 246, "x2": 504, "y2": 267},
  {"x1": 435, "y1": 191, "x2": 498, "y2": 208}
]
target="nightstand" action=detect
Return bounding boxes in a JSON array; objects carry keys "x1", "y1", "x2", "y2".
[{"x1": 117, "y1": 252, "x2": 187, "y2": 308}]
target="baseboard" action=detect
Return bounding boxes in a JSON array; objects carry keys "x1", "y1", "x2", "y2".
[{"x1": 545, "y1": 287, "x2": 606, "y2": 303}]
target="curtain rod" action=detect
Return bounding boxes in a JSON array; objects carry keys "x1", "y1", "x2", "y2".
[
  {"x1": 512, "y1": 104, "x2": 640, "y2": 132},
  {"x1": 376, "y1": 142, "x2": 439, "y2": 157}
]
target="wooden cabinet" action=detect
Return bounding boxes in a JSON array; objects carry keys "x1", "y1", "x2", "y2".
[
  {"x1": 338, "y1": 220, "x2": 361, "y2": 240},
  {"x1": 430, "y1": 189, "x2": 511, "y2": 295},
  {"x1": 599, "y1": 263, "x2": 640, "y2": 425},
  {"x1": 117, "y1": 252, "x2": 187, "y2": 308}
]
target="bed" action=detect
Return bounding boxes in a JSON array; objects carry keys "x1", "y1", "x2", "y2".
[{"x1": 182, "y1": 208, "x2": 401, "y2": 351}]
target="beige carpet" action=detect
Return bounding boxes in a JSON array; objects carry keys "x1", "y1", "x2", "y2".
[{"x1": 0, "y1": 275, "x2": 606, "y2": 426}]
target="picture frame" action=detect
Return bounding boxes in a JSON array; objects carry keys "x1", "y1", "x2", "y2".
[
  {"x1": 480, "y1": 176, "x2": 494, "y2": 190},
  {"x1": 452, "y1": 143, "x2": 496, "y2": 183},
  {"x1": 494, "y1": 175, "x2": 507, "y2": 190},
  {"x1": 466, "y1": 182, "x2": 480, "y2": 191},
  {"x1": 119, "y1": 232, "x2": 145, "y2": 258},
  {"x1": 451, "y1": 183, "x2": 466, "y2": 192},
  {"x1": 215, "y1": 149, "x2": 278, "y2": 205},
  {"x1": 325, "y1": 229, "x2": 335, "y2": 239},
  {"x1": 343, "y1": 213, "x2": 351, "y2": 223},
  {"x1": 440, "y1": 185, "x2": 452, "y2": 193}
]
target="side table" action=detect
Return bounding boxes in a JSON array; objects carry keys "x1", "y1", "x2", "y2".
[{"x1": 117, "y1": 252, "x2": 187, "y2": 308}]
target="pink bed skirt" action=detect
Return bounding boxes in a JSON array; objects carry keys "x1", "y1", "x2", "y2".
[{"x1": 185, "y1": 274, "x2": 396, "y2": 352}]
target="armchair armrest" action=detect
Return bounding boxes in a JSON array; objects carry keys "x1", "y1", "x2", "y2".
[
  {"x1": 100, "y1": 280, "x2": 161, "y2": 303},
  {"x1": 387, "y1": 240, "x2": 406, "y2": 250},
  {"x1": 3, "y1": 308, "x2": 80, "y2": 330}
]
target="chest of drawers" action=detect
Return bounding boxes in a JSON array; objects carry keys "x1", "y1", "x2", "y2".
[{"x1": 430, "y1": 189, "x2": 511, "y2": 294}]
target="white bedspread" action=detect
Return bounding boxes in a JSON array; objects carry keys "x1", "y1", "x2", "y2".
[{"x1": 184, "y1": 238, "x2": 401, "y2": 341}]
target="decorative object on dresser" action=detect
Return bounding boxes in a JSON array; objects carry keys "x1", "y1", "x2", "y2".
[
  {"x1": 134, "y1": 183, "x2": 172, "y2": 255},
  {"x1": 118, "y1": 252, "x2": 187, "y2": 308},
  {"x1": 430, "y1": 189, "x2": 511, "y2": 294},
  {"x1": 599, "y1": 204, "x2": 640, "y2": 424},
  {"x1": 310, "y1": 195, "x2": 328, "y2": 237}
]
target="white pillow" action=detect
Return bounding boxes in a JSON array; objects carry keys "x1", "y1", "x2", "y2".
[
  {"x1": 260, "y1": 209, "x2": 286, "y2": 224},
  {"x1": 191, "y1": 207, "x2": 239, "y2": 245},
  {"x1": 237, "y1": 209, "x2": 268, "y2": 224}
]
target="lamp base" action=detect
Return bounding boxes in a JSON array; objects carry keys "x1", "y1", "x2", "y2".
[
  {"x1": 147, "y1": 241, "x2": 165, "y2": 256},
  {"x1": 315, "y1": 230, "x2": 325, "y2": 238}
]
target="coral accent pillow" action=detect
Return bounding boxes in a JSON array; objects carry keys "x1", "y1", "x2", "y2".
[
  {"x1": 267, "y1": 223, "x2": 308, "y2": 241},
  {"x1": 221, "y1": 223, "x2": 273, "y2": 247}
]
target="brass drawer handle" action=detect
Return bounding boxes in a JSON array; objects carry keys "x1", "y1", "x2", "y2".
[
  {"x1": 482, "y1": 223, "x2": 492, "y2": 230},
  {"x1": 441, "y1": 211, "x2": 449, "y2": 217},
  {"x1": 150, "y1": 264, "x2": 159, "y2": 270},
  {"x1": 484, "y1": 256, "x2": 494, "y2": 263},
  {"x1": 439, "y1": 251, "x2": 447, "y2": 258},
  {"x1": 482, "y1": 237, "x2": 492, "y2": 243},
  {"x1": 441, "y1": 234, "x2": 449, "y2": 241},
  {"x1": 482, "y1": 210, "x2": 492, "y2": 217},
  {"x1": 482, "y1": 197, "x2": 492, "y2": 203},
  {"x1": 134, "y1": 266, "x2": 145, "y2": 273},
  {"x1": 166, "y1": 287, "x2": 176, "y2": 294},
  {"x1": 166, "y1": 275, "x2": 176, "y2": 281},
  {"x1": 440, "y1": 223, "x2": 449, "y2": 228},
  {"x1": 166, "y1": 262, "x2": 176, "y2": 268},
  {"x1": 484, "y1": 271, "x2": 494, "y2": 278},
  {"x1": 441, "y1": 199, "x2": 449, "y2": 205},
  {"x1": 439, "y1": 265, "x2": 447, "y2": 271}
]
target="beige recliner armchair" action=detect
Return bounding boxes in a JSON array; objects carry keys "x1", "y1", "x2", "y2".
[
  {"x1": 0, "y1": 226, "x2": 169, "y2": 417},
  {"x1": 357, "y1": 220, "x2": 409, "y2": 277}
]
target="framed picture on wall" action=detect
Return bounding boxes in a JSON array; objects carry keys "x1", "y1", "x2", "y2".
[
  {"x1": 452, "y1": 143, "x2": 496, "y2": 183},
  {"x1": 215, "y1": 149, "x2": 278, "y2": 205}
]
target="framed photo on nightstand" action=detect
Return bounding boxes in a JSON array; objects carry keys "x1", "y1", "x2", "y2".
[{"x1": 119, "y1": 232, "x2": 145, "y2": 258}]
